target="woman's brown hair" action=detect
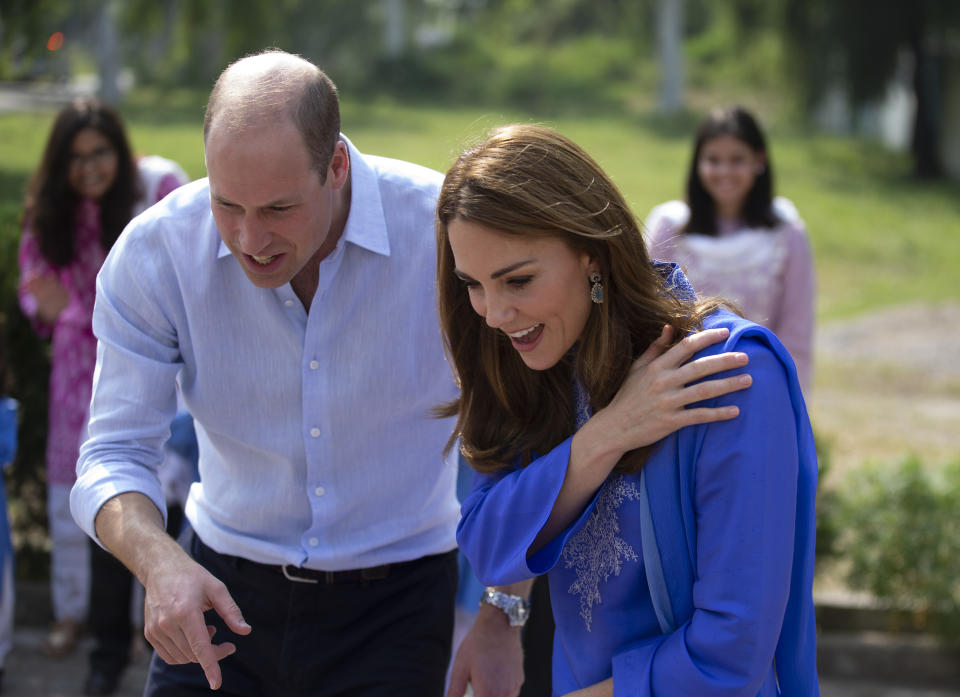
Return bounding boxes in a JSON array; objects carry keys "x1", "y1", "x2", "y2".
[
  {"x1": 24, "y1": 97, "x2": 141, "y2": 267},
  {"x1": 436, "y1": 124, "x2": 722, "y2": 475}
]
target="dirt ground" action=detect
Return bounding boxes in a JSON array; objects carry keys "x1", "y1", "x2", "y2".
[{"x1": 808, "y1": 301, "x2": 960, "y2": 484}]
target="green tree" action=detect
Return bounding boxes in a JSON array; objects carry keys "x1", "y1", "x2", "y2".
[{"x1": 783, "y1": 0, "x2": 960, "y2": 178}]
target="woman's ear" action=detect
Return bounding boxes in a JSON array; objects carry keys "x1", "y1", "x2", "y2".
[
  {"x1": 582, "y1": 253, "x2": 600, "y2": 277},
  {"x1": 754, "y1": 151, "x2": 768, "y2": 175}
]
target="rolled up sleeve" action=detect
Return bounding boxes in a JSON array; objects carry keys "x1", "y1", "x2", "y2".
[{"x1": 70, "y1": 231, "x2": 182, "y2": 543}]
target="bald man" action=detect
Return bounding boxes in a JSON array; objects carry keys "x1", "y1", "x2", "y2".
[{"x1": 71, "y1": 50, "x2": 527, "y2": 697}]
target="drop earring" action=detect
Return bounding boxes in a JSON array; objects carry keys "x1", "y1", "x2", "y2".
[{"x1": 590, "y1": 272, "x2": 603, "y2": 304}]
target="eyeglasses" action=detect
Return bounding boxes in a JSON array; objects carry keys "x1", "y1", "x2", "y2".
[{"x1": 69, "y1": 145, "x2": 116, "y2": 168}]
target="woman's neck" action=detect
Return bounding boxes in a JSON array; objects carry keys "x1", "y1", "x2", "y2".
[{"x1": 714, "y1": 201, "x2": 744, "y2": 222}]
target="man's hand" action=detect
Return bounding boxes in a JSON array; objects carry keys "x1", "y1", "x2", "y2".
[
  {"x1": 94, "y1": 492, "x2": 251, "y2": 690},
  {"x1": 446, "y1": 603, "x2": 524, "y2": 697},
  {"x1": 141, "y1": 545, "x2": 251, "y2": 690}
]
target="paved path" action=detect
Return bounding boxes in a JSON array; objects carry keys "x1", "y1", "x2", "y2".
[
  {"x1": 4, "y1": 627, "x2": 149, "y2": 696},
  {"x1": 0, "y1": 79, "x2": 99, "y2": 114},
  {"x1": 4, "y1": 625, "x2": 959, "y2": 697}
]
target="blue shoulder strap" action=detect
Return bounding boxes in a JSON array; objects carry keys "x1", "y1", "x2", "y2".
[{"x1": 639, "y1": 467, "x2": 676, "y2": 634}]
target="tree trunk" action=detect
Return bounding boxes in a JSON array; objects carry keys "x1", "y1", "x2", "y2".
[
  {"x1": 96, "y1": 0, "x2": 121, "y2": 104},
  {"x1": 383, "y1": 0, "x2": 406, "y2": 58},
  {"x1": 909, "y1": 2, "x2": 942, "y2": 178},
  {"x1": 656, "y1": 0, "x2": 685, "y2": 114}
]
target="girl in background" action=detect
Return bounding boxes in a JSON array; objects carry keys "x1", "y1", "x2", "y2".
[
  {"x1": 645, "y1": 106, "x2": 815, "y2": 392},
  {"x1": 17, "y1": 97, "x2": 188, "y2": 663}
]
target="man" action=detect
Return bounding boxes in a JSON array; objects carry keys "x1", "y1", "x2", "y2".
[{"x1": 71, "y1": 50, "x2": 527, "y2": 696}]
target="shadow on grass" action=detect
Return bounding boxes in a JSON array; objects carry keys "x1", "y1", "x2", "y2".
[{"x1": 801, "y1": 136, "x2": 960, "y2": 208}]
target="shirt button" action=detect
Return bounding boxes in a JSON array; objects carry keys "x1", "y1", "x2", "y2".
[
  {"x1": 310, "y1": 427, "x2": 320, "y2": 438},
  {"x1": 309, "y1": 360, "x2": 319, "y2": 370},
  {"x1": 314, "y1": 486, "x2": 326, "y2": 497},
  {"x1": 284, "y1": 299, "x2": 294, "y2": 307},
  {"x1": 308, "y1": 537, "x2": 319, "y2": 547}
]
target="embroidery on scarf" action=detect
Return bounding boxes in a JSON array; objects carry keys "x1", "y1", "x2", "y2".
[{"x1": 561, "y1": 474, "x2": 641, "y2": 631}]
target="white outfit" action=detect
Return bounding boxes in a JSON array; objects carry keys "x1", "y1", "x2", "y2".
[{"x1": 644, "y1": 197, "x2": 816, "y2": 392}]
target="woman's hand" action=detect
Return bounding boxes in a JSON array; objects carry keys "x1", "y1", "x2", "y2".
[
  {"x1": 563, "y1": 677, "x2": 612, "y2": 697},
  {"x1": 530, "y1": 325, "x2": 751, "y2": 553},
  {"x1": 596, "y1": 325, "x2": 751, "y2": 456},
  {"x1": 23, "y1": 273, "x2": 69, "y2": 324}
]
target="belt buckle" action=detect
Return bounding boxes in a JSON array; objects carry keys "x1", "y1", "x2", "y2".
[{"x1": 282, "y1": 564, "x2": 319, "y2": 584}]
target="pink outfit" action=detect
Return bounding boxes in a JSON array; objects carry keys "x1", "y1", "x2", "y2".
[
  {"x1": 644, "y1": 197, "x2": 816, "y2": 392},
  {"x1": 18, "y1": 162, "x2": 187, "y2": 485}
]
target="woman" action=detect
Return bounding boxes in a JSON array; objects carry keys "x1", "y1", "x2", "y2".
[
  {"x1": 645, "y1": 106, "x2": 815, "y2": 392},
  {"x1": 18, "y1": 97, "x2": 188, "y2": 660},
  {"x1": 438, "y1": 125, "x2": 818, "y2": 696}
]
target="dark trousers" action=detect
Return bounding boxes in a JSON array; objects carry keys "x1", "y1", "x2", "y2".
[
  {"x1": 88, "y1": 505, "x2": 184, "y2": 677},
  {"x1": 143, "y1": 530, "x2": 458, "y2": 697}
]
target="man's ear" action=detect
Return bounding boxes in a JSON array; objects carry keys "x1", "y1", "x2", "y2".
[{"x1": 328, "y1": 140, "x2": 350, "y2": 189}]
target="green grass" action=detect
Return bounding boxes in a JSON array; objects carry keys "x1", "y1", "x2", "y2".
[{"x1": 2, "y1": 91, "x2": 959, "y2": 321}]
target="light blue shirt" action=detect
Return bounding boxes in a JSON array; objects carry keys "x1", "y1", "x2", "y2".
[{"x1": 71, "y1": 136, "x2": 461, "y2": 570}]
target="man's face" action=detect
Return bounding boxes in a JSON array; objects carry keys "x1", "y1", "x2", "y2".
[{"x1": 206, "y1": 119, "x2": 347, "y2": 290}]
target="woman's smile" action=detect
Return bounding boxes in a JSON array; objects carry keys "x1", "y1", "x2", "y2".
[
  {"x1": 447, "y1": 218, "x2": 596, "y2": 371},
  {"x1": 507, "y1": 323, "x2": 544, "y2": 350}
]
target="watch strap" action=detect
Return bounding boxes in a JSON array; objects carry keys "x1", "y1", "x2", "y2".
[{"x1": 479, "y1": 587, "x2": 530, "y2": 627}]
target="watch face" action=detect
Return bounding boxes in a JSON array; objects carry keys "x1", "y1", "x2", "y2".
[
  {"x1": 514, "y1": 602, "x2": 529, "y2": 623},
  {"x1": 507, "y1": 597, "x2": 530, "y2": 626}
]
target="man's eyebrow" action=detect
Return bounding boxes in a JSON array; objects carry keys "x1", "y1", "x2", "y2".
[
  {"x1": 211, "y1": 194, "x2": 298, "y2": 207},
  {"x1": 454, "y1": 260, "x2": 534, "y2": 281}
]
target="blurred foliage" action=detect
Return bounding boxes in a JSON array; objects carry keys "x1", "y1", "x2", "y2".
[
  {"x1": 834, "y1": 457, "x2": 960, "y2": 645},
  {"x1": 782, "y1": 0, "x2": 960, "y2": 176},
  {"x1": 2, "y1": 0, "x2": 957, "y2": 176},
  {"x1": 0, "y1": 0, "x2": 790, "y2": 109},
  {"x1": 783, "y1": 0, "x2": 960, "y2": 107},
  {"x1": 0, "y1": 163, "x2": 51, "y2": 581},
  {"x1": 813, "y1": 433, "x2": 839, "y2": 563}
]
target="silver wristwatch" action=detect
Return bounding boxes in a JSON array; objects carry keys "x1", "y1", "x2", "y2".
[{"x1": 480, "y1": 587, "x2": 530, "y2": 628}]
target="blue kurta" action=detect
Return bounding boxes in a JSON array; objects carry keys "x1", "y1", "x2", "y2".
[{"x1": 457, "y1": 309, "x2": 819, "y2": 697}]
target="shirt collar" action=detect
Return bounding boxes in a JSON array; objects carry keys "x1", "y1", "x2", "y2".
[
  {"x1": 215, "y1": 133, "x2": 391, "y2": 260},
  {"x1": 339, "y1": 135, "x2": 391, "y2": 257}
]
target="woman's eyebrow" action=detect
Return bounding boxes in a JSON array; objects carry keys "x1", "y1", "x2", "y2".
[{"x1": 454, "y1": 259, "x2": 534, "y2": 281}]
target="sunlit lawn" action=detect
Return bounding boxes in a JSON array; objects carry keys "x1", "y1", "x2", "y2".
[{"x1": 2, "y1": 89, "x2": 959, "y2": 321}]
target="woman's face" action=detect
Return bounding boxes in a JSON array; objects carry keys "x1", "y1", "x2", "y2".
[
  {"x1": 696, "y1": 134, "x2": 765, "y2": 218},
  {"x1": 67, "y1": 127, "x2": 119, "y2": 201},
  {"x1": 447, "y1": 218, "x2": 597, "y2": 372}
]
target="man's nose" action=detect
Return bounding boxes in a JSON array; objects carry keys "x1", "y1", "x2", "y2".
[{"x1": 238, "y1": 215, "x2": 270, "y2": 254}]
